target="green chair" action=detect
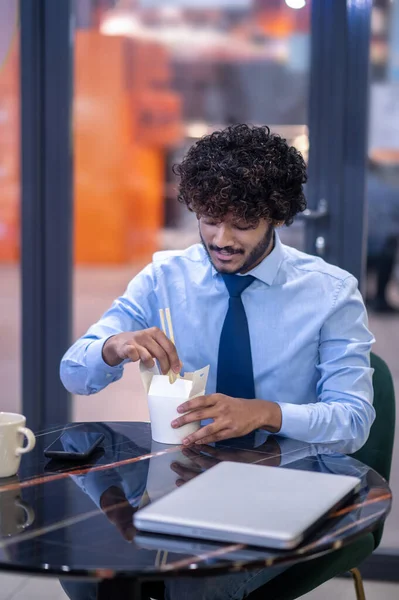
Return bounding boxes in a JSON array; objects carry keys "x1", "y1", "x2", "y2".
[{"x1": 246, "y1": 352, "x2": 395, "y2": 600}]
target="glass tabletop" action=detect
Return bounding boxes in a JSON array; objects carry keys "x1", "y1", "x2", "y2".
[{"x1": 0, "y1": 422, "x2": 392, "y2": 580}]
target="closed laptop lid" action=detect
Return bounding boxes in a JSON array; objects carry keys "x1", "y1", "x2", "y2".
[{"x1": 134, "y1": 461, "x2": 361, "y2": 549}]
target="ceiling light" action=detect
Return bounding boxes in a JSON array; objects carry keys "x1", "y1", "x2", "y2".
[{"x1": 285, "y1": 0, "x2": 306, "y2": 9}]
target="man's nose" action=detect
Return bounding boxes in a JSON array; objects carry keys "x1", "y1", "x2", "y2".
[{"x1": 213, "y1": 224, "x2": 235, "y2": 248}]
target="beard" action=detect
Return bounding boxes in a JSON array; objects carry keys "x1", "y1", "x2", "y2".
[{"x1": 200, "y1": 226, "x2": 274, "y2": 274}]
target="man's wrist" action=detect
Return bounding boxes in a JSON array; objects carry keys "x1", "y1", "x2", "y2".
[
  {"x1": 255, "y1": 399, "x2": 282, "y2": 433},
  {"x1": 102, "y1": 336, "x2": 122, "y2": 367},
  {"x1": 100, "y1": 485, "x2": 125, "y2": 510}
]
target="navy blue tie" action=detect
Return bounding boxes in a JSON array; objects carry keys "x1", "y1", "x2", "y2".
[{"x1": 216, "y1": 274, "x2": 256, "y2": 399}]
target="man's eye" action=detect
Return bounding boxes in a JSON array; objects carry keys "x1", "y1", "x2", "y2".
[{"x1": 234, "y1": 225, "x2": 251, "y2": 231}]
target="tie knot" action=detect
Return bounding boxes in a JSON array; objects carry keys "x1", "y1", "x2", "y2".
[{"x1": 221, "y1": 274, "x2": 255, "y2": 297}]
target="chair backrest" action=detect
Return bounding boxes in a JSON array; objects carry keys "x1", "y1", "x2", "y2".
[{"x1": 350, "y1": 352, "x2": 396, "y2": 548}]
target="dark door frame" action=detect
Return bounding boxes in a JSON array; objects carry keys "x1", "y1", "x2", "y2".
[
  {"x1": 306, "y1": 0, "x2": 371, "y2": 288},
  {"x1": 20, "y1": 0, "x2": 72, "y2": 431}
]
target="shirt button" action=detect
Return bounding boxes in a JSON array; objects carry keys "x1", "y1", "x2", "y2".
[{"x1": 106, "y1": 373, "x2": 113, "y2": 379}]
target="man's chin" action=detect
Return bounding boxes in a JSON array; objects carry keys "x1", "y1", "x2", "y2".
[{"x1": 212, "y1": 261, "x2": 245, "y2": 275}]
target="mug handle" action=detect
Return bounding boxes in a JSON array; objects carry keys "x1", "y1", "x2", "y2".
[
  {"x1": 16, "y1": 427, "x2": 36, "y2": 455},
  {"x1": 15, "y1": 500, "x2": 35, "y2": 529}
]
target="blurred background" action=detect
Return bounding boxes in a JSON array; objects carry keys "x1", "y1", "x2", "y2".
[{"x1": 1, "y1": 0, "x2": 399, "y2": 582}]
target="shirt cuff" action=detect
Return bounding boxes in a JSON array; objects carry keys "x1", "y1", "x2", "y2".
[
  {"x1": 277, "y1": 402, "x2": 311, "y2": 441},
  {"x1": 277, "y1": 438, "x2": 317, "y2": 466},
  {"x1": 85, "y1": 338, "x2": 127, "y2": 382},
  {"x1": 71, "y1": 470, "x2": 123, "y2": 510}
]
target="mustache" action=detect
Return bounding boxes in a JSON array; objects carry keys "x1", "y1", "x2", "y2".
[{"x1": 209, "y1": 245, "x2": 244, "y2": 255}]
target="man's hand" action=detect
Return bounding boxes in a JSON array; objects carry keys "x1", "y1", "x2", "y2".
[
  {"x1": 99, "y1": 486, "x2": 136, "y2": 542},
  {"x1": 171, "y1": 394, "x2": 282, "y2": 445},
  {"x1": 102, "y1": 328, "x2": 181, "y2": 374},
  {"x1": 171, "y1": 451, "x2": 217, "y2": 487},
  {"x1": 190, "y1": 440, "x2": 282, "y2": 467},
  {"x1": 171, "y1": 441, "x2": 282, "y2": 486}
]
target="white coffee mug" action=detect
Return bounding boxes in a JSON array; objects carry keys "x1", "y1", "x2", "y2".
[
  {"x1": 0, "y1": 477, "x2": 35, "y2": 536},
  {"x1": 0, "y1": 413, "x2": 36, "y2": 478}
]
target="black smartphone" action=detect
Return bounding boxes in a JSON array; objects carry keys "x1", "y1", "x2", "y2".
[{"x1": 44, "y1": 431, "x2": 105, "y2": 460}]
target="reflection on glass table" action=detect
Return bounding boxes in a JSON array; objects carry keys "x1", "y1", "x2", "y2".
[{"x1": 0, "y1": 422, "x2": 390, "y2": 583}]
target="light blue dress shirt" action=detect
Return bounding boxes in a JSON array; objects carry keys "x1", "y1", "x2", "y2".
[{"x1": 61, "y1": 233, "x2": 375, "y2": 449}]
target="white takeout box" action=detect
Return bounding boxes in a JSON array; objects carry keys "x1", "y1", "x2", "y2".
[
  {"x1": 145, "y1": 440, "x2": 196, "y2": 502},
  {"x1": 140, "y1": 363, "x2": 210, "y2": 444}
]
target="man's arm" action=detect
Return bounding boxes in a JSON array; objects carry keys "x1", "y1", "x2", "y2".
[
  {"x1": 67, "y1": 426, "x2": 150, "y2": 541},
  {"x1": 276, "y1": 275, "x2": 376, "y2": 450},
  {"x1": 60, "y1": 266, "x2": 153, "y2": 395}
]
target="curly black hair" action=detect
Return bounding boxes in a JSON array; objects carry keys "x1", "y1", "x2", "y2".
[{"x1": 173, "y1": 124, "x2": 307, "y2": 226}]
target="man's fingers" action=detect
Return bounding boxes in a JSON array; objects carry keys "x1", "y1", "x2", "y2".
[
  {"x1": 151, "y1": 328, "x2": 181, "y2": 373},
  {"x1": 123, "y1": 343, "x2": 156, "y2": 370},
  {"x1": 103, "y1": 329, "x2": 182, "y2": 371},
  {"x1": 123, "y1": 344, "x2": 140, "y2": 363},
  {"x1": 140, "y1": 338, "x2": 170, "y2": 374},
  {"x1": 170, "y1": 461, "x2": 201, "y2": 475},
  {"x1": 181, "y1": 447, "x2": 202, "y2": 459},
  {"x1": 194, "y1": 445, "x2": 229, "y2": 461},
  {"x1": 182, "y1": 423, "x2": 221, "y2": 445},
  {"x1": 181, "y1": 447, "x2": 219, "y2": 469},
  {"x1": 114, "y1": 521, "x2": 135, "y2": 543},
  {"x1": 170, "y1": 461, "x2": 200, "y2": 482},
  {"x1": 123, "y1": 524, "x2": 135, "y2": 543},
  {"x1": 197, "y1": 431, "x2": 231, "y2": 445},
  {"x1": 194, "y1": 445, "x2": 219, "y2": 456},
  {"x1": 184, "y1": 426, "x2": 231, "y2": 445},
  {"x1": 177, "y1": 394, "x2": 217, "y2": 415},
  {"x1": 194, "y1": 445, "x2": 243, "y2": 463},
  {"x1": 172, "y1": 408, "x2": 215, "y2": 429},
  {"x1": 188, "y1": 455, "x2": 218, "y2": 470},
  {"x1": 136, "y1": 345, "x2": 155, "y2": 369}
]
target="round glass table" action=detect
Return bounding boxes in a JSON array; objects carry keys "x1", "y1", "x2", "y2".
[{"x1": 0, "y1": 422, "x2": 392, "y2": 599}]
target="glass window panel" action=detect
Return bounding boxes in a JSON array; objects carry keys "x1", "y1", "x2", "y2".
[
  {"x1": 366, "y1": 0, "x2": 399, "y2": 552},
  {"x1": 0, "y1": 0, "x2": 20, "y2": 414},
  {"x1": 72, "y1": 0, "x2": 311, "y2": 421}
]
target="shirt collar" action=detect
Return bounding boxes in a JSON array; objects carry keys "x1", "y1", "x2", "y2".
[{"x1": 211, "y1": 231, "x2": 285, "y2": 286}]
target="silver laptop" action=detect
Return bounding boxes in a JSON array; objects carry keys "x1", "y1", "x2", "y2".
[
  {"x1": 134, "y1": 461, "x2": 361, "y2": 550},
  {"x1": 135, "y1": 532, "x2": 274, "y2": 561}
]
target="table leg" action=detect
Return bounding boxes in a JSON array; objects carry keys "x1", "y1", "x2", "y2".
[{"x1": 97, "y1": 578, "x2": 142, "y2": 600}]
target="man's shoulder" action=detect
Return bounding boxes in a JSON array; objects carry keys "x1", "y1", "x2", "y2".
[
  {"x1": 282, "y1": 244, "x2": 354, "y2": 284},
  {"x1": 124, "y1": 244, "x2": 209, "y2": 300},
  {"x1": 126, "y1": 244, "x2": 205, "y2": 280},
  {"x1": 149, "y1": 244, "x2": 210, "y2": 283}
]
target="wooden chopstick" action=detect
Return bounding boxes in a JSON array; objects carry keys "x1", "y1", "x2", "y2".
[
  {"x1": 159, "y1": 308, "x2": 167, "y2": 339},
  {"x1": 165, "y1": 308, "x2": 175, "y2": 344},
  {"x1": 155, "y1": 550, "x2": 168, "y2": 567},
  {"x1": 159, "y1": 308, "x2": 178, "y2": 384}
]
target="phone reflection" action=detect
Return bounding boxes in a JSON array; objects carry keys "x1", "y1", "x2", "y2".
[{"x1": 45, "y1": 429, "x2": 105, "y2": 460}]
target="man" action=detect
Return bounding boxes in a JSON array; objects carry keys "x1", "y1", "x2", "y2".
[{"x1": 61, "y1": 124, "x2": 375, "y2": 599}]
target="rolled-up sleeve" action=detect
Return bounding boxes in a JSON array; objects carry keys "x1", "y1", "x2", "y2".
[
  {"x1": 278, "y1": 275, "x2": 376, "y2": 451},
  {"x1": 60, "y1": 265, "x2": 155, "y2": 395}
]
